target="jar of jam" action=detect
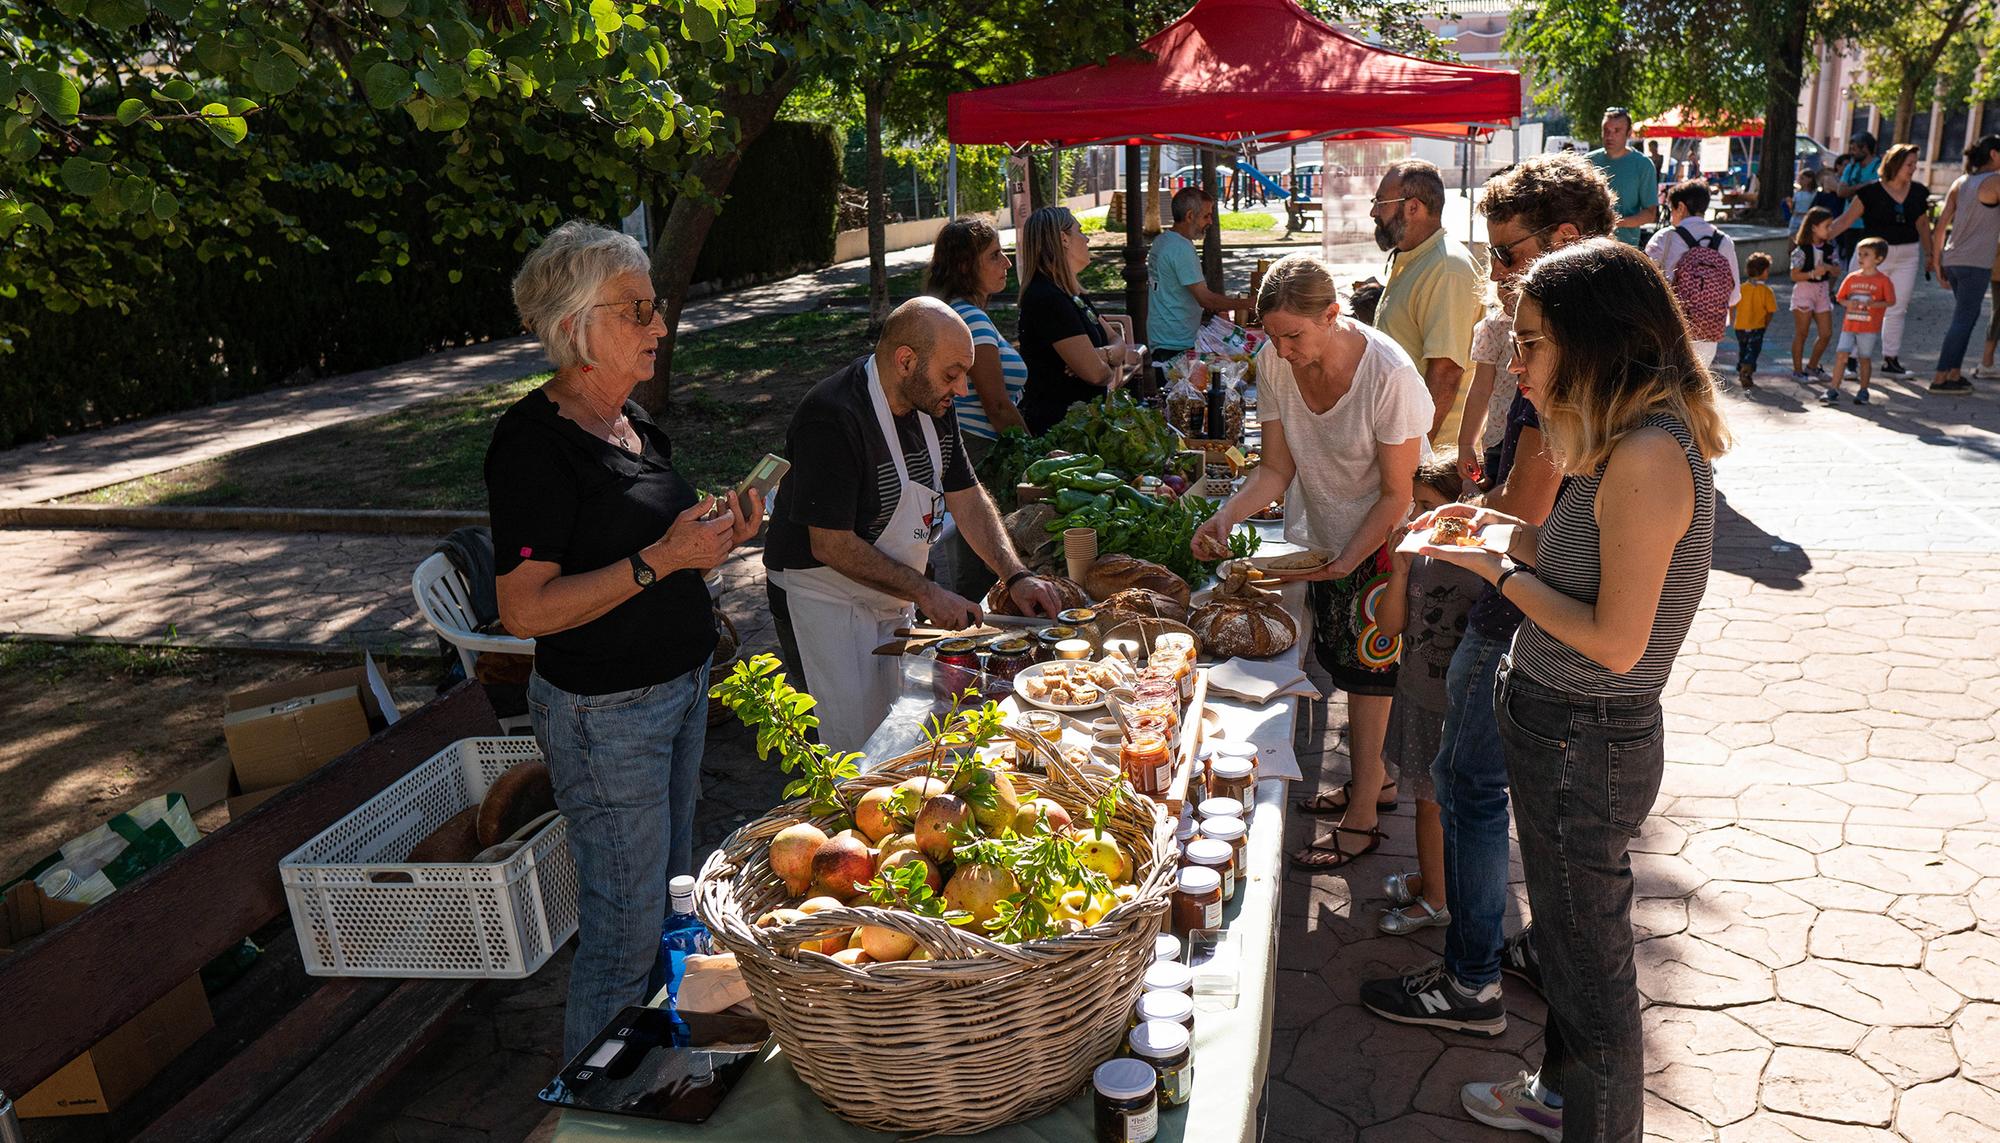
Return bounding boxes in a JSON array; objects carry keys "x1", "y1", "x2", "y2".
[
  {"x1": 1199, "y1": 816, "x2": 1248, "y2": 889},
  {"x1": 1184, "y1": 837, "x2": 1236, "y2": 903},
  {"x1": 1016, "y1": 710, "x2": 1063, "y2": 745},
  {"x1": 1174, "y1": 811, "x2": 1199, "y2": 857},
  {"x1": 1144, "y1": 957, "x2": 1194, "y2": 999},
  {"x1": 932, "y1": 637, "x2": 982, "y2": 701},
  {"x1": 1153, "y1": 632, "x2": 1196, "y2": 660},
  {"x1": 1197, "y1": 796, "x2": 1244, "y2": 824},
  {"x1": 1128, "y1": 1019, "x2": 1194, "y2": 1107},
  {"x1": 1209, "y1": 752, "x2": 1256, "y2": 816},
  {"x1": 1134, "y1": 988, "x2": 1196, "y2": 1037},
  {"x1": 1171, "y1": 865, "x2": 1223, "y2": 935},
  {"x1": 1153, "y1": 933, "x2": 1181, "y2": 963},
  {"x1": 1120, "y1": 730, "x2": 1172, "y2": 797},
  {"x1": 1093, "y1": 1057, "x2": 1159, "y2": 1143},
  {"x1": 1034, "y1": 625, "x2": 1079, "y2": 662},
  {"x1": 1058, "y1": 607, "x2": 1101, "y2": 644},
  {"x1": 985, "y1": 637, "x2": 1035, "y2": 687}
]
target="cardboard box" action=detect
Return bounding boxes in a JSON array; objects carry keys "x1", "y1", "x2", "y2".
[
  {"x1": 0, "y1": 884, "x2": 214, "y2": 1117},
  {"x1": 223, "y1": 653, "x2": 400, "y2": 795}
]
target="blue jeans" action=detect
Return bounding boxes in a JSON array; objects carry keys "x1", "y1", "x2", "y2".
[
  {"x1": 1497, "y1": 660, "x2": 1666, "y2": 1143},
  {"x1": 1430, "y1": 626, "x2": 1513, "y2": 989},
  {"x1": 1733, "y1": 327, "x2": 1765, "y2": 373},
  {"x1": 529, "y1": 661, "x2": 711, "y2": 1059},
  {"x1": 1939, "y1": 263, "x2": 1993, "y2": 374}
]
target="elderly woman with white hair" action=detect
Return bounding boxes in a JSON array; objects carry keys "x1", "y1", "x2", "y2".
[{"x1": 486, "y1": 219, "x2": 761, "y2": 1059}]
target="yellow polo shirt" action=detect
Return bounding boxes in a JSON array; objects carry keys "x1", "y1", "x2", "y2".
[{"x1": 1376, "y1": 228, "x2": 1483, "y2": 443}]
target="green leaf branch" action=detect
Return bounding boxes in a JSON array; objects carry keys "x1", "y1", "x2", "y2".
[{"x1": 708, "y1": 653, "x2": 860, "y2": 820}]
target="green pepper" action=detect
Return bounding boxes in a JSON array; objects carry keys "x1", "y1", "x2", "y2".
[
  {"x1": 1052, "y1": 470, "x2": 1123, "y2": 494},
  {"x1": 1024, "y1": 454, "x2": 1101, "y2": 483},
  {"x1": 1111, "y1": 484, "x2": 1160, "y2": 511},
  {"x1": 1053, "y1": 489, "x2": 1113, "y2": 514}
]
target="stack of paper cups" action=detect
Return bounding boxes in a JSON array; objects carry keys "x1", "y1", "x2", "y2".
[{"x1": 1064, "y1": 527, "x2": 1098, "y2": 584}]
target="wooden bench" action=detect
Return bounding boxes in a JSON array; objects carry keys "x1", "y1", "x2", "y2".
[
  {"x1": 1285, "y1": 200, "x2": 1323, "y2": 233},
  {"x1": 1, "y1": 681, "x2": 502, "y2": 1142}
]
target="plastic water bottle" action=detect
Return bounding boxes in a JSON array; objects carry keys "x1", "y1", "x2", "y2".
[{"x1": 659, "y1": 875, "x2": 710, "y2": 1005}]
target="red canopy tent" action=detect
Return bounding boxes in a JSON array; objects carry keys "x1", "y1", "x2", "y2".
[
  {"x1": 946, "y1": 0, "x2": 1521, "y2": 151},
  {"x1": 1637, "y1": 109, "x2": 1764, "y2": 139}
]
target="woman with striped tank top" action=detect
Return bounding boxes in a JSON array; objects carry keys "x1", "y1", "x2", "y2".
[{"x1": 1414, "y1": 239, "x2": 1729, "y2": 1142}]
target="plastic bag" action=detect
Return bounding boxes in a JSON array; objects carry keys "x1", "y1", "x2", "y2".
[
  {"x1": 26, "y1": 793, "x2": 200, "y2": 905},
  {"x1": 1196, "y1": 318, "x2": 1251, "y2": 357}
]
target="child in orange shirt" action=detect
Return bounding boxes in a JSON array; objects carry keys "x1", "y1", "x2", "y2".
[
  {"x1": 1731, "y1": 252, "x2": 1778, "y2": 390},
  {"x1": 1823, "y1": 238, "x2": 1895, "y2": 407}
]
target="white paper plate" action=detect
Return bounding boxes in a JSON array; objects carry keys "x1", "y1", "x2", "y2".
[{"x1": 1397, "y1": 521, "x2": 1515, "y2": 557}]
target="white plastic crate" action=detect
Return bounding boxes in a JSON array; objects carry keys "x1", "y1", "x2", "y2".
[{"x1": 280, "y1": 737, "x2": 580, "y2": 978}]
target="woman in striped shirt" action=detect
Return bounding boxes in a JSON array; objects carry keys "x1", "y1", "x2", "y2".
[
  {"x1": 1415, "y1": 238, "x2": 1729, "y2": 1143},
  {"x1": 927, "y1": 217, "x2": 1028, "y2": 450}
]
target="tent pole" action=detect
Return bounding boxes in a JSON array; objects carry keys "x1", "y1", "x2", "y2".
[
  {"x1": 947, "y1": 142, "x2": 959, "y2": 218},
  {"x1": 1124, "y1": 140, "x2": 1148, "y2": 388},
  {"x1": 1051, "y1": 144, "x2": 1062, "y2": 205},
  {"x1": 1464, "y1": 129, "x2": 1475, "y2": 238}
]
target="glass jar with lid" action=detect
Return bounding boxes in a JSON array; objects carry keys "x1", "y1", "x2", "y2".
[
  {"x1": 932, "y1": 637, "x2": 982, "y2": 701},
  {"x1": 1144, "y1": 957, "x2": 1194, "y2": 997},
  {"x1": 1120, "y1": 730, "x2": 1172, "y2": 797},
  {"x1": 1133, "y1": 988, "x2": 1196, "y2": 1036},
  {"x1": 1128, "y1": 1019, "x2": 1194, "y2": 1107},
  {"x1": 1171, "y1": 866, "x2": 1223, "y2": 934},
  {"x1": 1198, "y1": 816, "x2": 1248, "y2": 887},
  {"x1": 1093, "y1": 1057, "x2": 1158, "y2": 1143},
  {"x1": 1197, "y1": 796, "x2": 1244, "y2": 824},
  {"x1": 1208, "y1": 750, "x2": 1257, "y2": 816},
  {"x1": 1183, "y1": 837, "x2": 1236, "y2": 903}
]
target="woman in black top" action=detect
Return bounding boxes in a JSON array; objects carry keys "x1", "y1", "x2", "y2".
[
  {"x1": 1014, "y1": 206, "x2": 1136, "y2": 433},
  {"x1": 1833, "y1": 142, "x2": 1933, "y2": 375},
  {"x1": 485, "y1": 220, "x2": 761, "y2": 1060}
]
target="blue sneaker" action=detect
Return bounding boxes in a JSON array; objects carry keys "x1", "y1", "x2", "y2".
[
  {"x1": 1853, "y1": 389, "x2": 1870, "y2": 406},
  {"x1": 1819, "y1": 387, "x2": 1840, "y2": 406}
]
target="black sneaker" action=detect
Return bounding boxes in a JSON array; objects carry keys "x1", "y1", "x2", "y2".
[
  {"x1": 1501, "y1": 928, "x2": 1542, "y2": 998},
  {"x1": 1360, "y1": 961, "x2": 1507, "y2": 1036},
  {"x1": 1880, "y1": 356, "x2": 1911, "y2": 377},
  {"x1": 1930, "y1": 377, "x2": 1973, "y2": 394}
]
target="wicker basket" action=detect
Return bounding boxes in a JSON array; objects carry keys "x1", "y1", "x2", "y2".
[{"x1": 695, "y1": 730, "x2": 1174, "y2": 1136}]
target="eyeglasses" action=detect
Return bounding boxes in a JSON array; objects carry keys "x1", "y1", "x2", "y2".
[
  {"x1": 590, "y1": 296, "x2": 668, "y2": 326},
  {"x1": 1369, "y1": 195, "x2": 1410, "y2": 212},
  {"x1": 1510, "y1": 329, "x2": 1548, "y2": 361},
  {"x1": 1489, "y1": 224, "x2": 1560, "y2": 271}
]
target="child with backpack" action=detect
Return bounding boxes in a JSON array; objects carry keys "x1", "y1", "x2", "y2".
[
  {"x1": 1644, "y1": 179, "x2": 1738, "y2": 368},
  {"x1": 1823, "y1": 237, "x2": 1896, "y2": 407},
  {"x1": 1789, "y1": 206, "x2": 1841, "y2": 379},
  {"x1": 1732, "y1": 252, "x2": 1778, "y2": 389}
]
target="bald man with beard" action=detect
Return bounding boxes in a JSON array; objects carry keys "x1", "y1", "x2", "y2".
[{"x1": 762, "y1": 297, "x2": 1066, "y2": 749}]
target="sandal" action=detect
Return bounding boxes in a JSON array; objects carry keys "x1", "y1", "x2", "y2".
[
  {"x1": 1379, "y1": 899, "x2": 1452, "y2": 935},
  {"x1": 1288, "y1": 826, "x2": 1386, "y2": 871},
  {"x1": 1294, "y1": 779, "x2": 1399, "y2": 816},
  {"x1": 1383, "y1": 869, "x2": 1421, "y2": 907}
]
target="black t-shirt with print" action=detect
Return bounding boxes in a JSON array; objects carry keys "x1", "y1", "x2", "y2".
[
  {"x1": 1856, "y1": 182, "x2": 1931, "y2": 246},
  {"x1": 1016, "y1": 275, "x2": 1110, "y2": 435},
  {"x1": 484, "y1": 388, "x2": 717, "y2": 696},
  {"x1": 762, "y1": 356, "x2": 975, "y2": 573}
]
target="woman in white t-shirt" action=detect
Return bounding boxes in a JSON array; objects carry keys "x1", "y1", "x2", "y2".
[{"x1": 1193, "y1": 254, "x2": 1434, "y2": 870}]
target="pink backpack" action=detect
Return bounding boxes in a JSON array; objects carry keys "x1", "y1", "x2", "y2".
[{"x1": 1669, "y1": 225, "x2": 1734, "y2": 342}]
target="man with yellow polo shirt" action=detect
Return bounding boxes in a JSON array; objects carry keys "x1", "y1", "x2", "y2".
[{"x1": 1370, "y1": 159, "x2": 1483, "y2": 445}]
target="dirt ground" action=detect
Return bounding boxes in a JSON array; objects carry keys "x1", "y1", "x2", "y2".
[{"x1": 0, "y1": 641, "x2": 438, "y2": 884}]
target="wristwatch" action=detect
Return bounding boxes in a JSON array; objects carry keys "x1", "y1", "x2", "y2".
[{"x1": 629, "y1": 552, "x2": 657, "y2": 588}]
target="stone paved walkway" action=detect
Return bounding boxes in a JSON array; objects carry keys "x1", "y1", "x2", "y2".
[{"x1": 1271, "y1": 369, "x2": 2000, "y2": 1142}]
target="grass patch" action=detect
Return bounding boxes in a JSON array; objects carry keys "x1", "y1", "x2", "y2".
[
  {"x1": 1081, "y1": 212, "x2": 1277, "y2": 232},
  {"x1": 0, "y1": 639, "x2": 216, "y2": 684},
  {"x1": 62, "y1": 310, "x2": 872, "y2": 512}
]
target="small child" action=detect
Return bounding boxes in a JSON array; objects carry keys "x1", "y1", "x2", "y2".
[
  {"x1": 1373, "y1": 454, "x2": 1484, "y2": 936},
  {"x1": 1731, "y1": 252, "x2": 1778, "y2": 390},
  {"x1": 1789, "y1": 206, "x2": 1840, "y2": 379},
  {"x1": 1824, "y1": 237, "x2": 1896, "y2": 407},
  {"x1": 1788, "y1": 170, "x2": 1818, "y2": 224}
]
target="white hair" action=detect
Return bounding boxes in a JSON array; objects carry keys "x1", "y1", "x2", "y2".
[{"x1": 512, "y1": 220, "x2": 650, "y2": 370}]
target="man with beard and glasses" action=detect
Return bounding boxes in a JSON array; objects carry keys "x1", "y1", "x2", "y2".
[
  {"x1": 763, "y1": 298, "x2": 1065, "y2": 750},
  {"x1": 1371, "y1": 158, "x2": 1484, "y2": 445}
]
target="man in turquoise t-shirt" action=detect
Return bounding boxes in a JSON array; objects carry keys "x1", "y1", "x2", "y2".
[
  {"x1": 1147, "y1": 187, "x2": 1250, "y2": 357},
  {"x1": 1586, "y1": 107, "x2": 1659, "y2": 246}
]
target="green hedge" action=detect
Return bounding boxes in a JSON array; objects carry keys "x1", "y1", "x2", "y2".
[{"x1": 691, "y1": 121, "x2": 839, "y2": 286}]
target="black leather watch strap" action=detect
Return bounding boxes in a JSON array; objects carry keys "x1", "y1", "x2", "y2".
[{"x1": 629, "y1": 552, "x2": 657, "y2": 588}]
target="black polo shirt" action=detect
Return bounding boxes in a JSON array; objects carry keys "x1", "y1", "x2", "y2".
[
  {"x1": 485, "y1": 388, "x2": 717, "y2": 696},
  {"x1": 1016, "y1": 275, "x2": 1110, "y2": 435},
  {"x1": 763, "y1": 356, "x2": 975, "y2": 573}
]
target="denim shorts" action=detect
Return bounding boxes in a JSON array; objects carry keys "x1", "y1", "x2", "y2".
[{"x1": 1837, "y1": 328, "x2": 1880, "y2": 359}]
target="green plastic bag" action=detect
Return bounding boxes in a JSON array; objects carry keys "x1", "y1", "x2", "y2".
[{"x1": 23, "y1": 793, "x2": 200, "y2": 904}]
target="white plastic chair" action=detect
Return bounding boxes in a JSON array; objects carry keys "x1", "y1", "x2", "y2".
[{"x1": 412, "y1": 553, "x2": 537, "y2": 730}]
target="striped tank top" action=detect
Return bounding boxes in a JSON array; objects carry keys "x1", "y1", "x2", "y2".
[
  {"x1": 1512, "y1": 411, "x2": 1714, "y2": 698},
  {"x1": 950, "y1": 300, "x2": 1028, "y2": 441}
]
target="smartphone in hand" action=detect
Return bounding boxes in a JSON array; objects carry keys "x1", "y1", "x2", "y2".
[{"x1": 734, "y1": 454, "x2": 790, "y2": 506}]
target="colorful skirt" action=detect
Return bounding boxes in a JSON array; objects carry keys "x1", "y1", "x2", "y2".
[{"x1": 1308, "y1": 545, "x2": 1401, "y2": 697}]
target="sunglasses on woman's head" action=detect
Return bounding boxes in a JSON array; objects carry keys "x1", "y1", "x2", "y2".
[{"x1": 591, "y1": 296, "x2": 668, "y2": 326}]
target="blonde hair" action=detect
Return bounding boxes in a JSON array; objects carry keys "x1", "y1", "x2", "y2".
[
  {"x1": 1255, "y1": 253, "x2": 1338, "y2": 322},
  {"x1": 1017, "y1": 207, "x2": 1082, "y2": 300},
  {"x1": 1519, "y1": 238, "x2": 1731, "y2": 474},
  {"x1": 512, "y1": 220, "x2": 649, "y2": 370}
]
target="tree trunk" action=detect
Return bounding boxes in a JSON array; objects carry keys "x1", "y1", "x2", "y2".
[
  {"x1": 1750, "y1": 0, "x2": 1808, "y2": 223},
  {"x1": 865, "y1": 75, "x2": 890, "y2": 336},
  {"x1": 1123, "y1": 142, "x2": 1147, "y2": 360},
  {"x1": 1199, "y1": 149, "x2": 1222, "y2": 292},
  {"x1": 1892, "y1": 83, "x2": 1917, "y2": 145},
  {"x1": 637, "y1": 73, "x2": 800, "y2": 413}
]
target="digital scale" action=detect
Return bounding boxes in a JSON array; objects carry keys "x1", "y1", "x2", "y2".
[{"x1": 536, "y1": 1007, "x2": 770, "y2": 1123}]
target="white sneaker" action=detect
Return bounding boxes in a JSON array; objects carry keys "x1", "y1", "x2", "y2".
[
  {"x1": 1462, "y1": 1073, "x2": 1564, "y2": 1140},
  {"x1": 1974, "y1": 365, "x2": 2000, "y2": 381}
]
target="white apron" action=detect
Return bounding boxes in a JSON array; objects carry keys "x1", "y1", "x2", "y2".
[{"x1": 770, "y1": 359, "x2": 943, "y2": 752}]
